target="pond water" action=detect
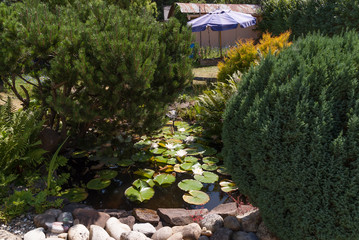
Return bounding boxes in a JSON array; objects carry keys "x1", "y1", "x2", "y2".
[{"x1": 82, "y1": 171, "x2": 233, "y2": 211}]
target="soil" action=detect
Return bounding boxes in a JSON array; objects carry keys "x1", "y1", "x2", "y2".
[{"x1": 0, "y1": 92, "x2": 23, "y2": 110}]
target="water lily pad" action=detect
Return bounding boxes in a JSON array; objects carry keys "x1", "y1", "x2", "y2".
[
  {"x1": 134, "y1": 169, "x2": 155, "y2": 179},
  {"x1": 133, "y1": 179, "x2": 150, "y2": 189},
  {"x1": 178, "y1": 179, "x2": 203, "y2": 191},
  {"x1": 220, "y1": 180, "x2": 238, "y2": 192},
  {"x1": 154, "y1": 174, "x2": 176, "y2": 186},
  {"x1": 117, "y1": 159, "x2": 135, "y2": 167},
  {"x1": 87, "y1": 178, "x2": 111, "y2": 190},
  {"x1": 183, "y1": 190, "x2": 210, "y2": 205},
  {"x1": 60, "y1": 188, "x2": 88, "y2": 202},
  {"x1": 134, "y1": 140, "x2": 152, "y2": 149},
  {"x1": 180, "y1": 162, "x2": 194, "y2": 171},
  {"x1": 194, "y1": 171, "x2": 219, "y2": 183},
  {"x1": 132, "y1": 152, "x2": 152, "y2": 163},
  {"x1": 174, "y1": 121, "x2": 190, "y2": 129},
  {"x1": 154, "y1": 156, "x2": 168, "y2": 164},
  {"x1": 125, "y1": 186, "x2": 155, "y2": 202},
  {"x1": 159, "y1": 165, "x2": 174, "y2": 173},
  {"x1": 203, "y1": 157, "x2": 220, "y2": 164},
  {"x1": 97, "y1": 170, "x2": 118, "y2": 180},
  {"x1": 167, "y1": 138, "x2": 183, "y2": 144},
  {"x1": 184, "y1": 156, "x2": 199, "y2": 163},
  {"x1": 167, "y1": 158, "x2": 177, "y2": 165},
  {"x1": 163, "y1": 150, "x2": 177, "y2": 157},
  {"x1": 150, "y1": 148, "x2": 167, "y2": 154},
  {"x1": 203, "y1": 147, "x2": 217, "y2": 156},
  {"x1": 217, "y1": 166, "x2": 231, "y2": 175},
  {"x1": 174, "y1": 164, "x2": 186, "y2": 173},
  {"x1": 173, "y1": 134, "x2": 187, "y2": 140},
  {"x1": 185, "y1": 148, "x2": 205, "y2": 156},
  {"x1": 202, "y1": 163, "x2": 218, "y2": 171}
]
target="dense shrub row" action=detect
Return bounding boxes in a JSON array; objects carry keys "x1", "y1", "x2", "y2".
[
  {"x1": 223, "y1": 31, "x2": 359, "y2": 240},
  {"x1": 259, "y1": 0, "x2": 359, "y2": 38}
]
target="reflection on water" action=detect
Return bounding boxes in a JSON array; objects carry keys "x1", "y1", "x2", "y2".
[{"x1": 83, "y1": 172, "x2": 232, "y2": 211}]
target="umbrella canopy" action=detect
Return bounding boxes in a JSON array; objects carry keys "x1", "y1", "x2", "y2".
[{"x1": 187, "y1": 9, "x2": 256, "y2": 33}]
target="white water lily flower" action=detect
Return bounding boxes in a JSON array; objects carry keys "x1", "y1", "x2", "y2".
[
  {"x1": 175, "y1": 149, "x2": 187, "y2": 158},
  {"x1": 192, "y1": 166, "x2": 203, "y2": 175},
  {"x1": 165, "y1": 143, "x2": 175, "y2": 150},
  {"x1": 151, "y1": 143, "x2": 159, "y2": 149},
  {"x1": 178, "y1": 128, "x2": 186, "y2": 132},
  {"x1": 185, "y1": 136, "x2": 195, "y2": 144}
]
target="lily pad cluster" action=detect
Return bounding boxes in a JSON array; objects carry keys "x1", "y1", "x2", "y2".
[{"x1": 123, "y1": 121, "x2": 229, "y2": 205}]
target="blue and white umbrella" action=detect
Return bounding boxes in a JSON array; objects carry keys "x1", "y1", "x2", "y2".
[{"x1": 188, "y1": 9, "x2": 256, "y2": 55}]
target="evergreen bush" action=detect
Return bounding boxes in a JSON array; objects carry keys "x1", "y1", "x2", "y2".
[
  {"x1": 222, "y1": 31, "x2": 359, "y2": 240},
  {"x1": 217, "y1": 32, "x2": 291, "y2": 82},
  {"x1": 0, "y1": 0, "x2": 192, "y2": 138},
  {"x1": 259, "y1": 0, "x2": 359, "y2": 38}
]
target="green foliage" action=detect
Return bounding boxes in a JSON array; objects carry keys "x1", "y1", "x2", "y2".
[
  {"x1": 217, "y1": 31, "x2": 292, "y2": 82},
  {"x1": 0, "y1": 99, "x2": 44, "y2": 182},
  {"x1": 259, "y1": 0, "x2": 359, "y2": 38},
  {"x1": 195, "y1": 78, "x2": 238, "y2": 140},
  {"x1": 0, "y1": 0, "x2": 193, "y2": 137},
  {"x1": 223, "y1": 31, "x2": 359, "y2": 240}
]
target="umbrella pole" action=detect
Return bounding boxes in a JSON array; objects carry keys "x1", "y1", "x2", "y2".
[{"x1": 219, "y1": 31, "x2": 222, "y2": 57}]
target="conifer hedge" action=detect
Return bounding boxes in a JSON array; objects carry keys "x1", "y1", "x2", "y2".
[
  {"x1": 222, "y1": 31, "x2": 359, "y2": 240},
  {"x1": 0, "y1": 0, "x2": 192, "y2": 137}
]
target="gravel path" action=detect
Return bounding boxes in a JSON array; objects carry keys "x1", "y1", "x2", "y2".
[{"x1": 0, "y1": 213, "x2": 37, "y2": 238}]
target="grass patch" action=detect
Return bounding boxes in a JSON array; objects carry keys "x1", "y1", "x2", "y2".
[{"x1": 192, "y1": 66, "x2": 219, "y2": 79}]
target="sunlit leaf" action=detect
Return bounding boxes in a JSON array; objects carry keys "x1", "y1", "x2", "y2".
[
  {"x1": 219, "y1": 180, "x2": 238, "y2": 192},
  {"x1": 180, "y1": 162, "x2": 194, "y2": 171},
  {"x1": 184, "y1": 156, "x2": 199, "y2": 163},
  {"x1": 134, "y1": 169, "x2": 155, "y2": 179},
  {"x1": 194, "y1": 171, "x2": 219, "y2": 183},
  {"x1": 202, "y1": 163, "x2": 218, "y2": 171},
  {"x1": 174, "y1": 164, "x2": 186, "y2": 173},
  {"x1": 125, "y1": 186, "x2": 155, "y2": 202},
  {"x1": 154, "y1": 174, "x2": 176, "y2": 186},
  {"x1": 150, "y1": 148, "x2": 167, "y2": 154},
  {"x1": 133, "y1": 179, "x2": 150, "y2": 189},
  {"x1": 183, "y1": 190, "x2": 210, "y2": 205},
  {"x1": 178, "y1": 179, "x2": 203, "y2": 191}
]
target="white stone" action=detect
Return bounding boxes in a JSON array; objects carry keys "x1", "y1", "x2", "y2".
[
  {"x1": 133, "y1": 223, "x2": 156, "y2": 237},
  {"x1": 68, "y1": 224, "x2": 89, "y2": 240},
  {"x1": 199, "y1": 214, "x2": 224, "y2": 233},
  {"x1": 90, "y1": 224, "x2": 111, "y2": 240},
  {"x1": 24, "y1": 227, "x2": 46, "y2": 240},
  {"x1": 151, "y1": 226, "x2": 172, "y2": 240},
  {"x1": 105, "y1": 217, "x2": 131, "y2": 240},
  {"x1": 120, "y1": 231, "x2": 148, "y2": 240},
  {"x1": 167, "y1": 232, "x2": 183, "y2": 240}
]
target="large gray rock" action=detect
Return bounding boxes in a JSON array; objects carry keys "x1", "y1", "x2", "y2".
[
  {"x1": 68, "y1": 224, "x2": 89, "y2": 240},
  {"x1": 0, "y1": 230, "x2": 21, "y2": 240},
  {"x1": 57, "y1": 212, "x2": 73, "y2": 224},
  {"x1": 182, "y1": 223, "x2": 201, "y2": 240},
  {"x1": 73, "y1": 208, "x2": 110, "y2": 229},
  {"x1": 256, "y1": 222, "x2": 279, "y2": 240},
  {"x1": 237, "y1": 210, "x2": 261, "y2": 232},
  {"x1": 134, "y1": 208, "x2": 160, "y2": 224},
  {"x1": 120, "y1": 231, "x2": 149, "y2": 240},
  {"x1": 158, "y1": 208, "x2": 208, "y2": 226},
  {"x1": 232, "y1": 231, "x2": 259, "y2": 240},
  {"x1": 223, "y1": 216, "x2": 241, "y2": 231},
  {"x1": 133, "y1": 223, "x2": 156, "y2": 237},
  {"x1": 151, "y1": 226, "x2": 172, "y2": 240},
  {"x1": 209, "y1": 203, "x2": 237, "y2": 218},
  {"x1": 45, "y1": 209, "x2": 63, "y2": 219},
  {"x1": 90, "y1": 224, "x2": 111, "y2": 240},
  {"x1": 209, "y1": 227, "x2": 232, "y2": 240},
  {"x1": 34, "y1": 214, "x2": 56, "y2": 229},
  {"x1": 200, "y1": 214, "x2": 223, "y2": 233},
  {"x1": 105, "y1": 217, "x2": 131, "y2": 240},
  {"x1": 24, "y1": 227, "x2": 46, "y2": 240}
]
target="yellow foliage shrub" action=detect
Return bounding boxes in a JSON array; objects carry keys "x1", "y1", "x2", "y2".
[{"x1": 217, "y1": 31, "x2": 292, "y2": 82}]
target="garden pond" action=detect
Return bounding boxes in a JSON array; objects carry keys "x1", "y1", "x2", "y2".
[{"x1": 61, "y1": 121, "x2": 238, "y2": 211}]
